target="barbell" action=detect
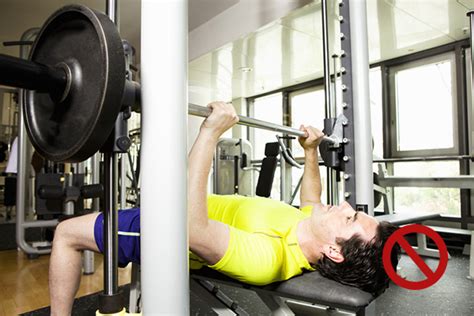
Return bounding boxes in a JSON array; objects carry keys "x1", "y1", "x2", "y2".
[
  {"x1": 189, "y1": 103, "x2": 340, "y2": 145},
  {"x1": 0, "y1": 4, "x2": 341, "y2": 164}
]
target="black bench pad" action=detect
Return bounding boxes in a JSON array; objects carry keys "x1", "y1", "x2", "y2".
[{"x1": 191, "y1": 268, "x2": 374, "y2": 311}]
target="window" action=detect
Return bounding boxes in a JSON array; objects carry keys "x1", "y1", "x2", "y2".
[
  {"x1": 289, "y1": 87, "x2": 327, "y2": 205},
  {"x1": 387, "y1": 52, "x2": 462, "y2": 216},
  {"x1": 392, "y1": 161, "x2": 460, "y2": 216},
  {"x1": 250, "y1": 93, "x2": 283, "y2": 159},
  {"x1": 249, "y1": 93, "x2": 282, "y2": 200},
  {"x1": 389, "y1": 53, "x2": 458, "y2": 156},
  {"x1": 289, "y1": 87, "x2": 326, "y2": 157},
  {"x1": 370, "y1": 67, "x2": 384, "y2": 159}
]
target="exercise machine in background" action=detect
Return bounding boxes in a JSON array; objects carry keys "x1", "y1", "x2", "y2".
[{"x1": 213, "y1": 138, "x2": 253, "y2": 196}]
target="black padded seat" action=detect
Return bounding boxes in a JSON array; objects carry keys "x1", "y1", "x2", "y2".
[
  {"x1": 376, "y1": 212, "x2": 440, "y2": 225},
  {"x1": 256, "y1": 142, "x2": 279, "y2": 198},
  {"x1": 191, "y1": 267, "x2": 374, "y2": 312}
]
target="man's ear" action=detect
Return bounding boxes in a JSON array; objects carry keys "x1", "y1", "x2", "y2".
[{"x1": 322, "y1": 244, "x2": 344, "y2": 263}]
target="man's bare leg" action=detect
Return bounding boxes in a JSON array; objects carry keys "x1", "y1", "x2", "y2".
[{"x1": 49, "y1": 213, "x2": 100, "y2": 316}]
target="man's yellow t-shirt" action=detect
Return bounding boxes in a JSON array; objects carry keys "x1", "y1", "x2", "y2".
[{"x1": 190, "y1": 194, "x2": 315, "y2": 285}]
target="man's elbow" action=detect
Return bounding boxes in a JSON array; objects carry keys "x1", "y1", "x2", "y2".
[{"x1": 189, "y1": 219, "x2": 208, "y2": 243}]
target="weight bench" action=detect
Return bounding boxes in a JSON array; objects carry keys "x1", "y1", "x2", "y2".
[
  {"x1": 128, "y1": 263, "x2": 376, "y2": 315},
  {"x1": 190, "y1": 267, "x2": 375, "y2": 316}
]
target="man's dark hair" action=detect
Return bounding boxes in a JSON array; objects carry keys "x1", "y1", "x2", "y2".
[{"x1": 315, "y1": 221, "x2": 400, "y2": 296}]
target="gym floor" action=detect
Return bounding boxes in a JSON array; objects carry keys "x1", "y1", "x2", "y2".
[
  {"x1": 11, "y1": 249, "x2": 474, "y2": 315},
  {"x1": 0, "y1": 250, "x2": 131, "y2": 315}
]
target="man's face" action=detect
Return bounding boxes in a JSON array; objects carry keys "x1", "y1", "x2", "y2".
[{"x1": 311, "y1": 202, "x2": 379, "y2": 245}]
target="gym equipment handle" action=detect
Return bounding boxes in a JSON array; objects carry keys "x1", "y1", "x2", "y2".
[
  {"x1": 82, "y1": 184, "x2": 104, "y2": 199},
  {"x1": 189, "y1": 103, "x2": 336, "y2": 144},
  {"x1": 0, "y1": 53, "x2": 67, "y2": 94}
]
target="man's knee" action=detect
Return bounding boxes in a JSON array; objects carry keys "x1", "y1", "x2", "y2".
[
  {"x1": 53, "y1": 214, "x2": 99, "y2": 252},
  {"x1": 53, "y1": 220, "x2": 76, "y2": 247}
]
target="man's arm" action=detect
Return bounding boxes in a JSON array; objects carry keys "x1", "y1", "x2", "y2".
[
  {"x1": 298, "y1": 126, "x2": 325, "y2": 208},
  {"x1": 188, "y1": 101, "x2": 238, "y2": 265}
]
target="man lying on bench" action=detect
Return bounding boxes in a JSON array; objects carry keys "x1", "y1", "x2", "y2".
[{"x1": 48, "y1": 101, "x2": 400, "y2": 316}]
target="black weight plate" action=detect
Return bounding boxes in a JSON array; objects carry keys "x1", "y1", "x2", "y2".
[{"x1": 25, "y1": 5, "x2": 125, "y2": 162}]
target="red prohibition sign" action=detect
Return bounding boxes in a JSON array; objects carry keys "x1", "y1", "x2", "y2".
[{"x1": 382, "y1": 224, "x2": 448, "y2": 290}]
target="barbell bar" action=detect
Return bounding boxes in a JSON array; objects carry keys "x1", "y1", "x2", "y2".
[
  {"x1": 188, "y1": 103, "x2": 338, "y2": 144},
  {"x1": 0, "y1": 53, "x2": 67, "y2": 95}
]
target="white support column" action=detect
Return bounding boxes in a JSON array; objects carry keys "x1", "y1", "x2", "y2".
[
  {"x1": 140, "y1": 0, "x2": 189, "y2": 314},
  {"x1": 349, "y1": 0, "x2": 374, "y2": 215}
]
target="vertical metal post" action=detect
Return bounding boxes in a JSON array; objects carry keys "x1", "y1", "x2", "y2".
[
  {"x1": 467, "y1": 12, "x2": 474, "y2": 223},
  {"x1": 321, "y1": 0, "x2": 338, "y2": 206},
  {"x1": 339, "y1": 0, "x2": 357, "y2": 207},
  {"x1": 281, "y1": 92, "x2": 291, "y2": 203},
  {"x1": 101, "y1": 153, "x2": 119, "y2": 298},
  {"x1": 321, "y1": 0, "x2": 332, "y2": 118},
  {"x1": 63, "y1": 174, "x2": 74, "y2": 215},
  {"x1": 141, "y1": 0, "x2": 189, "y2": 314},
  {"x1": 120, "y1": 155, "x2": 126, "y2": 209},
  {"x1": 332, "y1": 55, "x2": 339, "y2": 112},
  {"x1": 98, "y1": 1, "x2": 122, "y2": 313},
  {"x1": 349, "y1": 0, "x2": 373, "y2": 215},
  {"x1": 106, "y1": 0, "x2": 119, "y2": 28},
  {"x1": 331, "y1": 56, "x2": 339, "y2": 206},
  {"x1": 82, "y1": 250, "x2": 95, "y2": 275},
  {"x1": 280, "y1": 154, "x2": 287, "y2": 202},
  {"x1": 63, "y1": 163, "x2": 74, "y2": 215},
  {"x1": 454, "y1": 44, "x2": 470, "y2": 229},
  {"x1": 469, "y1": 231, "x2": 474, "y2": 279},
  {"x1": 99, "y1": 152, "x2": 122, "y2": 314},
  {"x1": 16, "y1": 55, "x2": 32, "y2": 248},
  {"x1": 380, "y1": 64, "x2": 395, "y2": 213},
  {"x1": 84, "y1": 157, "x2": 98, "y2": 275},
  {"x1": 329, "y1": 170, "x2": 339, "y2": 205},
  {"x1": 467, "y1": 12, "x2": 474, "y2": 82},
  {"x1": 326, "y1": 168, "x2": 336, "y2": 204},
  {"x1": 327, "y1": 54, "x2": 339, "y2": 205},
  {"x1": 91, "y1": 153, "x2": 101, "y2": 212},
  {"x1": 15, "y1": 28, "x2": 55, "y2": 255}
]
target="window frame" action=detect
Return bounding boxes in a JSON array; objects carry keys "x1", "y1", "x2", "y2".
[{"x1": 388, "y1": 52, "x2": 459, "y2": 157}]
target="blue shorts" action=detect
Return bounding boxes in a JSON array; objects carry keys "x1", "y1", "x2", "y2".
[{"x1": 94, "y1": 208, "x2": 141, "y2": 267}]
